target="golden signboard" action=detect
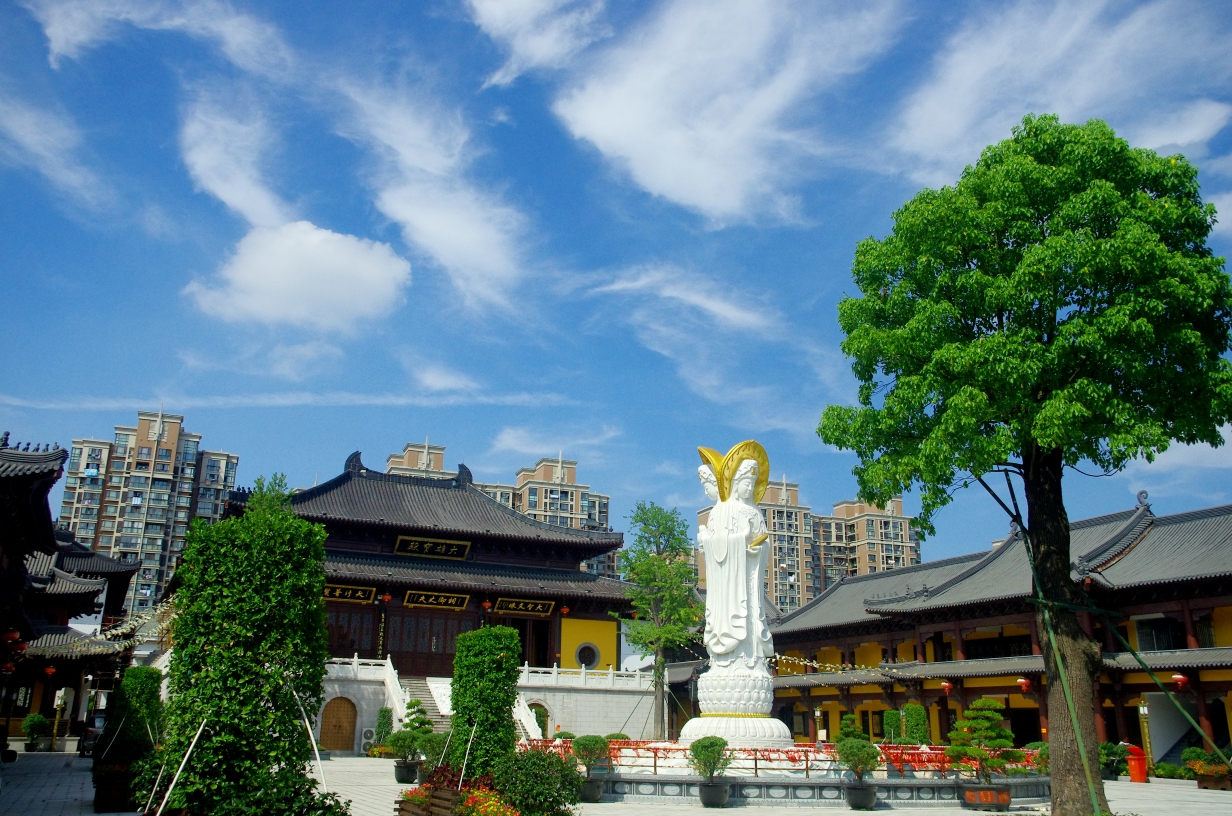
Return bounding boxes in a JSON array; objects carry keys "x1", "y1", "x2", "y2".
[
  {"x1": 404, "y1": 591, "x2": 470, "y2": 611},
  {"x1": 493, "y1": 597, "x2": 555, "y2": 616},
  {"x1": 395, "y1": 536, "x2": 471, "y2": 560},
  {"x1": 324, "y1": 584, "x2": 376, "y2": 603}
]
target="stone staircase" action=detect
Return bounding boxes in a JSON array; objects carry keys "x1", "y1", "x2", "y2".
[{"x1": 400, "y1": 676, "x2": 452, "y2": 733}]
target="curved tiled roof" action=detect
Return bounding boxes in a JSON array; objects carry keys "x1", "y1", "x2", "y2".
[
  {"x1": 0, "y1": 440, "x2": 67, "y2": 479},
  {"x1": 1089, "y1": 504, "x2": 1232, "y2": 588},
  {"x1": 324, "y1": 552, "x2": 632, "y2": 601},
  {"x1": 270, "y1": 453, "x2": 622, "y2": 549}
]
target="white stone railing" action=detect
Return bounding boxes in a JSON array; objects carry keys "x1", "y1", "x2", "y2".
[
  {"x1": 325, "y1": 654, "x2": 407, "y2": 723},
  {"x1": 518, "y1": 662, "x2": 654, "y2": 690}
]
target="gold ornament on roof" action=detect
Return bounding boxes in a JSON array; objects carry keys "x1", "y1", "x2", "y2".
[{"x1": 697, "y1": 440, "x2": 769, "y2": 503}]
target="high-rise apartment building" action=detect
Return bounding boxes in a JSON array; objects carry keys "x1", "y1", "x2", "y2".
[
  {"x1": 814, "y1": 497, "x2": 920, "y2": 580},
  {"x1": 384, "y1": 442, "x2": 617, "y2": 577},
  {"x1": 58, "y1": 411, "x2": 239, "y2": 612}
]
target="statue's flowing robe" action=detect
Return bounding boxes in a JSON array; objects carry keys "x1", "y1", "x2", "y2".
[{"x1": 701, "y1": 499, "x2": 773, "y2": 664}]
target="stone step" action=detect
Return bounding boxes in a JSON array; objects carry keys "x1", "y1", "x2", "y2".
[{"x1": 400, "y1": 676, "x2": 452, "y2": 733}]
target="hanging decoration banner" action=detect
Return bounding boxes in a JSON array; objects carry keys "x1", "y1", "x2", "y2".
[
  {"x1": 324, "y1": 584, "x2": 376, "y2": 603},
  {"x1": 404, "y1": 591, "x2": 470, "y2": 610},
  {"x1": 395, "y1": 536, "x2": 471, "y2": 560},
  {"x1": 493, "y1": 598, "x2": 555, "y2": 616}
]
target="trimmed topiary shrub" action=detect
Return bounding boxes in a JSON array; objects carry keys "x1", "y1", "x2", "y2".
[
  {"x1": 945, "y1": 698, "x2": 1025, "y2": 785},
  {"x1": 688, "y1": 736, "x2": 732, "y2": 782},
  {"x1": 571, "y1": 735, "x2": 610, "y2": 777},
  {"x1": 375, "y1": 706, "x2": 394, "y2": 747},
  {"x1": 494, "y1": 749, "x2": 583, "y2": 816},
  {"x1": 419, "y1": 731, "x2": 448, "y2": 769},
  {"x1": 836, "y1": 738, "x2": 882, "y2": 782},
  {"x1": 903, "y1": 702, "x2": 929, "y2": 745},
  {"x1": 882, "y1": 710, "x2": 901, "y2": 744},
  {"x1": 838, "y1": 713, "x2": 868, "y2": 742},
  {"x1": 385, "y1": 729, "x2": 418, "y2": 762},
  {"x1": 553, "y1": 731, "x2": 576, "y2": 740},
  {"x1": 605, "y1": 733, "x2": 630, "y2": 741},
  {"x1": 22, "y1": 713, "x2": 51, "y2": 741},
  {"x1": 134, "y1": 476, "x2": 347, "y2": 815},
  {"x1": 95, "y1": 666, "x2": 162, "y2": 765},
  {"x1": 447, "y1": 625, "x2": 521, "y2": 776}
]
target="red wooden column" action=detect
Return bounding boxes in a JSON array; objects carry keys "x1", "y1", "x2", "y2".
[
  {"x1": 1181, "y1": 600, "x2": 1200, "y2": 649},
  {"x1": 1093, "y1": 676, "x2": 1108, "y2": 743},
  {"x1": 1195, "y1": 682, "x2": 1216, "y2": 744},
  {"x1": 1038, "y1": 676, "x2": 1049, "y2": 741},
  {"x1": 952, "y1": 626, "x2": 966, "y2": 661},
  {"x1": 915, "y1": 627, "x2": 928, "y2": 663},
  {"x1": 1029, "y1": 616, "x2": 1042, "y2": 655}
]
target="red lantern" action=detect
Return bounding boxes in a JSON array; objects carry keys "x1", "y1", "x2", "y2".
[
  {"x1": 482, "y1": 600, "x2": 492, "y2": 611},
  {"x1": 560, "y1": 606, "x2": 570, "y2": 616},
  {"x1": 1016, "y1": 677, "x2": 1032, "y2": 693},
  {"x1": 11, "y1": 641, "x2": 26, "y2": 653},
  {"x1": 44, "y1": 666, "x2": 56, "y2": 678},
  {"x1": 381, "y1": 593, "x2": 392, "y2": 603},
  {"x1": 940, "y1": 680, "x2": 954, "y2": 695},
  {"x1": 0, "y1": 663, "x2": 14, "y2": 674},
  {"x1": 1171, "y1": 673, "x2": 1188, "y2": 691},
  {"x1": 2, "y1": 630, "x2": 19, "y2": 642}
]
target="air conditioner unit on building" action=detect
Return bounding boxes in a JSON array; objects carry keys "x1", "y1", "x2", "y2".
[
  {"x1": 362, "y1": 728, "x2": 376, "y2": 742},
  {"x1": 361, "y1": 741, "x2": 373, "y2": 752}
]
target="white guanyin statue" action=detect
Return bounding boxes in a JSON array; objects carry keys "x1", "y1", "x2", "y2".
[{"x1": 678, "y1": 441, "x2": 794, "y2": 747}]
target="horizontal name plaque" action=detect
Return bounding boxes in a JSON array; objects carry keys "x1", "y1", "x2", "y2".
[
  {"x1": 493, "y1": 597, "x2": 555, "y2": 616},
  {"x1": 404, "y1": 591, "x2": 470, "y2": 610},
  {"x1": 324, "y1": 584, "x2": 376, "y2": 603},
  {"x1": 395, "y1": 536, "x2": 471, "y2": 560}
]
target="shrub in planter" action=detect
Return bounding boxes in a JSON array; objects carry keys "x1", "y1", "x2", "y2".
[
  {"x1": 1099, "y1": 742, "x2": 1129, "y2": 778},
  {"x1": 447, "y1": 626, "x2": 521, "y2": 776},
  {"x1": 944, "y1": 698, "x2": 1025, "y2": 785},
  {"x1": 903, "y1": 702, "x2": 930, "y2": 745},
  {"x1": 376, "y1": 707, "x2": 394, "y2": 748},
  {"x1": 882, "y1": 710, "x2": 901, "y2": 745},
  {"x1": 134, "y1": 476, "x2": 347, "y2": 816},
  {"x1": 419, "y1": 731, "x2": 449, "y2": 770},
  {"x1": 572, "y1": 735, "x2": 610, "y2": 803},
  {"x1": 689, "y1": 736, "x2": 732, "y2": 808},
  {"x1": 493, "y1": 749, "x2": 582, "y2": 816},
  {"x1": 1153, "y1": 762, "x2": 1190, "y2": 780},
  {"x1": 387, "y1": 730, "x2": 422, "y2": 783},
  {"x1": 22, "y1": 713, "x2": 51, "y2": 747},
  {"x1": 404, "y1": 699, "x2": 434, "y2": 741},
  {"x1": 1023, "y1": 742, "x2": 1049, "y2": 775},
  {"x1": 835, "y1": 738, "x2": 881, "y2": 810},
  {"x1": 1187, "y1": 758, "x2": 1231, "y2": 790},
  {"x1": 457, "y1": 788, "x2": 520, "y2": 816}
]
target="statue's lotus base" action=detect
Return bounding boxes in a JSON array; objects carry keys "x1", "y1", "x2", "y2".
[{"x1": 677, "y1": 714, "x2": 794, "y2": 747}]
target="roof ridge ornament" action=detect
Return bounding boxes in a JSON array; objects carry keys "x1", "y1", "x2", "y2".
[
  {"x1": 1136, "y1": 490, "x2": 1150, "y2": 507},
  {"x1": 456, "y1": 463, "x2": 473, "y2": 486},
  {"x1": 344, "y1": 451, "x2": 365, "y2": 473}
]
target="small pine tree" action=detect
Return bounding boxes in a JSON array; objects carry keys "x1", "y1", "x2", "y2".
[
  {"x1": 838, "y1": 713, "x2": 868, "y2": 742},
  {"x1": 945, "y1": 698, "x2": 1025, "y2": 784},
  {"x1": 404, "y1": 699, "x2": 434, "y2": 739}
]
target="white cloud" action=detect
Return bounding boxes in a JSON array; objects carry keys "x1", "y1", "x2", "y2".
[
  {"x1": 339, "y1": 83, "x2": 525, "y2": 307},
  {"x1": 266, "y1": 341, "x2": 343, "y2": 380},
  {"x1": 597, "y1": 265, "x2": 772, "y2": 331},
  {"x1": 179, "y1": 92, "x2": 290, "y2": 226},
  {"x1": 0, "y1": 86, "x2": 106, "y2": 205},
  {"x1": 412, "y1": 363, "x2": 480, "y2": 393},
  {"x1": 553, "y1": 0, "x2": 900, "y2": 221},
  {"x1": 1207, "y1": 192, "x2": 1232, "y2": 237},
  {"x1": 23, "y1": 0, "x2": 293, "y2": 78},
  {"x1": 893, "y1": 0, "x2": 1232, "y2": 185},
  {"x1": 0, "y1": 388, "x2": 568, "y2": 410},
  {"x1": 467, "y1": 0, "x2": 609, "y2": 87},
  {"x1": 184, "y1": 221, "x2": 411, "y2": 332},
  {"x1": 490, "y1": 425, "x2": 621, "y2": 457}
]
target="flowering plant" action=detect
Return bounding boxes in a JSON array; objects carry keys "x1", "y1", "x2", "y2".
[
  {"x1": 1187, "y1": 760, "x2": 1230, "y2": 778},
  {"x1": 457, "y1": 788, "x2": 519, "y2": 816},
  {"x1": 401, "y1": 785, "x2": 432, "y2": 805}
]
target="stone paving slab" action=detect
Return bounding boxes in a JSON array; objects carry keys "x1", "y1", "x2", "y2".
[{"x1": 0, "y1": 753, "x2": 130, "y2": 816}]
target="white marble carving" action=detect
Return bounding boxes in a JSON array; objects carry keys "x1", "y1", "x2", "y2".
[{"x1": 678, "y1": 441, "x2": 793, "y2": 747}]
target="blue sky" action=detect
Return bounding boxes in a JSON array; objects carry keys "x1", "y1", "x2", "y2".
[{"x1": 3, "y1": 0, "x2": 1232, "y2": 559}]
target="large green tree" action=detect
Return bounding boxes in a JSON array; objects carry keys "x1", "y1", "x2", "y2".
[
  {"x1": 819, "y1": 115, "x2": 1232, "y2": 816},
  {"x1": 618, "y1": 501, "x2": 702, "y2": 740},
  {"x1": 137, "y1": 476, "x2": 347, "y2": 815}
]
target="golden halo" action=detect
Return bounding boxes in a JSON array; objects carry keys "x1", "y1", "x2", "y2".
[
  {"x1": 697, "y1": 446, "x2": 725, "y2": 498},
  {"x1": 698, "y1": 441, "x2": 769, "y2": 503}
]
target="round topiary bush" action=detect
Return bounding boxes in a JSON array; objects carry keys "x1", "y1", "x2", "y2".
[
  {"x1": 688, "y1": 736, "x2": 732, "y2": 782},
  {"x1": 494, "y1": 749, "x2": 583, "y2": 816},
  {"x1": 571, "y1": 735, "x2": 609, "y2": 777}
]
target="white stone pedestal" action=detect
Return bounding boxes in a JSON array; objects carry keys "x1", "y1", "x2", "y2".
[{"x1": 677, "y1": 664, "x2": 793, "y2": 747}]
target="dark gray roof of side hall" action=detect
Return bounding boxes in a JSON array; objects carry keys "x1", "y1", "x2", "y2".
[
  {"x1": 1089, "y1": 504, "x2": 1232, "y2": 588},
  {"x1": 271, "y1": 452, "x2": 623, "y2": 549},
  {"x1": 324, "y1": 551, "x2": 633, "y2": 601},
  {"x1": 0, "y1": 438, "x2": 67, "y2": 479}
]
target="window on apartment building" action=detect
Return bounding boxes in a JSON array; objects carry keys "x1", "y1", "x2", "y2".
[
  {"x1": 156, "y1": 448, "x2": 172, "y2": 461},
  {"x1": 528, "y1": 487, "x2": 538, "y2": 508},
  {"x1": 868, "y1": 553, "x2": 876, "y2": 562},
  {"x1": 224, "y1": 462, "x2": 236, "y2": 485},
  {"x1": 137, "y1": 446, "x2": 152, "y2": 459},
  {"x1": 865, "y1": 519, "x2": 875, "y2": 537},
  {"x1": 845, "y1": 523, "x2": 856, "y2": 542},
  {"x1": 501, "y1": 492, "x2": 511, "y2": 504}
]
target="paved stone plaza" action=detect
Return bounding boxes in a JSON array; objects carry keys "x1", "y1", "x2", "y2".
[{"x1": 1, "y1": 753, "x2": 1229, "y2": 816}]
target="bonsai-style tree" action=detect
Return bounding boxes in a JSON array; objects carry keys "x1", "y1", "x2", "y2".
[
  {"x1": 838, "y1": 713, "x2": 868, "y2": 742},
  {"x1": 571, "y1": 735, "x2": 610, "y2": 778},
  {"x1": 404, "y1": 698, "x2": 434, "y2": 740},
  {"x1": 819, "y1": 114, "x2": 1232, "y2": 816},
  {"x1": 618, "y1": 501, "x2": 702, "y2": 740},
  {"x1": 835, "y1": 737, "x2": 882, "y2": 784},
  {"x1": 22, "y1": 713, "x2": 51, "y2": 744},
  {"x1": 136, "y1": 475, "x2": 347, "y2": 814},
  {"x1": 945, "y1": 698, "x2": 1026, "y2": 785},
  {"x1": 688, "y1": 736, "x2": 732, "y2": 783},
  {"x1": 448, "y1": 625, "x2": 521, "y2": 776},
  {"x1": 903, "y1": 703, "x2": 929, "y2": 745}
]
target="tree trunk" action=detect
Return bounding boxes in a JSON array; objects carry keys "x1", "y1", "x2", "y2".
[
  {"x1": 1022, "y1": 445, "x2": 1109, "y2": 816},
  {"x1": 653, "y1": 649, "x2": 665, "y2": 741}
]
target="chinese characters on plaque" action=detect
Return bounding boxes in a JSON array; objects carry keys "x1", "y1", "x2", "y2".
[
  {"x1": 492, "y1": 598, "x2": 555, "y2": 616},
  {"x1": 404, "y1": 591, "x2": 470, "y2": 610},
  {"x1": 394, "y1": 536, "x2": 471, "y2": 560},
  {"x1": 323, "y1": 584, "x2": 376, "y2": 603}
]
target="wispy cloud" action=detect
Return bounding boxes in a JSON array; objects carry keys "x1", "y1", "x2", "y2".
[
  {"x1": 0, "y1": 84, "x2": 107, "y2": 206},
  {"x1": 178, "y1": 341, "x2": 344, "y2": 381},
  {"x1": 553, "y1": 0, "x2": 901, "y2": 221},
  {"x1": 597, "y1": 264, "x2": 773, "y2": 331},
  {"x1": 337, "y1": 82, "x2": 526, "y2": 308},
  {"x1": 23, "y1": 0, "x2": 293, "y2": 78},
  {"x1": 467, "y1": 0, "x2": 610, "y2": 87},
  {"x1": 0, "y1": 389, "x2": 569, "y2": 411},
  {"x1": 892, "y1": 0, "x2": 1232, "y2": 185},
  {"x1": 489, "y1": 424, "x2": 621, "y2": 457}
]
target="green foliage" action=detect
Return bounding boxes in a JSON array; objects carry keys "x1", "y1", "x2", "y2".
[
  {"x1": 835, "y1": 738, "x2": 882, "y2": 782},
  {"x1": 493, "y1": 749, "x2": 583, "y2": 816},
  {"x1": 384, "y1": 729, "x2": 419, "y2": 762},
  {"x1": 448, "y1": 625, "x2": 521, "y2": 776},
  {"x1": 22, "y1": 713, "x2": 51, "y2": 740},
  {"x1": 95, "y1": 667, "x2": 163, "y2": 766},
  {"x1": 818, "y1": 113, "x2": 1232, "y2": 535},
  {"x1": 1153, "y1": 761, "x2": 1190, "y2": 779},
  {"x1": 404, "y1": 699, "x2": 434, "y2": 740},
  {"x1": 1181, "y1": 746, "x2": 1215, "y2": 764},
  {"x1": 418, "y1": 731, "x2": 448, "y2": 769},
  {"x1": 944, "y1": 698, "x2": 1026, "y2": 785},
  {"x1": 605, "y1": 733, "x2": 630, "y2": 741},
  {"x1": 571, "y1": 735, "x2": 610, "y2": 777},
  {"x1": 553, "y1": 731, "x2": 576, "y2": 740},
  {"x1": 1101, "y1": 742, "x2": 1129, "y2": 775},
  {"x1": 135, "y1": 475, "x2": 347, "y2": 816},
  {"x1": 1024, "y1": 741, "x2": 1049, "y2": 774},
  {"x1": 688, "y1": 736, "x2": 732, "y2": 781},
  {"x1": 838, "y1": 714, "x2": 868, "y2": 742},
  {"x1": 375, "y1": 707, "x2": 394, "y2": 747},
  {"x1": 903, "y1": 703, "x2": 929, "y2": 745},
  {"x1": 617, "y1": 502, "x2": 703, "y2": 738},
  {"x1": 882, "y1": 710, "x2": 901, "y2": 744}
]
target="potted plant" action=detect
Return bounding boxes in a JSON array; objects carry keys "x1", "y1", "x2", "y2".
[
  {"x1": 386, "y1": 730, "x2": 422, "y2": 783},
  {"x1": 1184, "y1": 748, "x2": 1231, "y2": 791},
  {"x1": 571, "y1": 735, "x2": 610, "y2": 803},
  {"x1": 835, "y1": 737, "x2": 881, "y2": 809},
  {"x1": 945, "y1": 698, "x2": 1025, "y2": 812},
  {"x1": 688, "y1": 736, "x2": 732, "y2": 807},
  {"x1": 1099, "y1": 742, "x2": 1129, "y2": 780},
  {"x1": 22, "y1": 713, "x2": 51, "y2": 752}
]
